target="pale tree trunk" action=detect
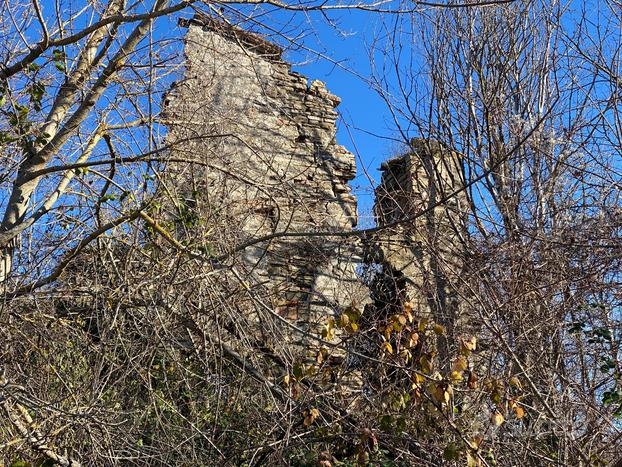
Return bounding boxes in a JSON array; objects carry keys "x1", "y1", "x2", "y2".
[{"x1": 0, "y1": 0, "x2": 172, "y2": 282}]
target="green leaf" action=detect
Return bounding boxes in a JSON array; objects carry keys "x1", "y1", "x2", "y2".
[
  {"x1": 603, "y1": 390, "x2": 620, "y2": 405},
  {"x1": 52, "y1": 49, "x2": 66, "y2": 72},
  {"x1": 10, "y1": 461, "x2": 31, "y2": 467},
  {"x1": 379, "y1": 414, "x2": 393, "y2": 430},
  {"x1": 29, "y1": 81, "x2": 45, "y2": 111},
  {"x1": 293, "y1": 363, "x2": 304, "y2": 380},
  {"x1": 599, "y1": 358, "x2": 616, "y2": 373},
  {"x1": 442, "y1": 443, "x2": 460, "y2": 461}
]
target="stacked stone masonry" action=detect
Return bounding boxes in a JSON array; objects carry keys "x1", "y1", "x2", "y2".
[
  {"x1": 163, "y1": 16, "x2": 365, "y2": 361},
  {"x1": 371, "y1": 139, "x2": 468, "y2": 365},
  {"x1": 163, "y1": 18, "x2": 469, "y2": 372}
]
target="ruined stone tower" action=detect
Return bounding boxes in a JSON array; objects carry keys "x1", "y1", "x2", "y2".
[
  {"x1": 161, "y1": 18, "x2": 468, "y2": 373},
  {"x1": 371, "y1": 139, "x2": 468, "y2": 364},
  {"x1": 161, "y1": 16, "x2": 365, "y2": 361}
]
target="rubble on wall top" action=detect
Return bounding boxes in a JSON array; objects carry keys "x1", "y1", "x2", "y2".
[
  {"x1": 179, "y1": 14, "x2": 283, "y2": 60},
  {"x1": 379, "y1": 138, "x2": 462, "y2": 172},
  {"x1": 379, "y1": 155, "x2": 408, "y2": 172}
]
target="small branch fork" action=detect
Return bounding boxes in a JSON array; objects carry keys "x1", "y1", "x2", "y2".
[{"x1": 0, "y1": 377, "x2": 81, "y2": 466}]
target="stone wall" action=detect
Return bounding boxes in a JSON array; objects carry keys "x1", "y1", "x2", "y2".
[
  {"x1": 370, "y1": 139, "x2": 468, "y2": 364},
  {"x1": 161, "y1": 16, "x2": 366, "y2": 362},
  {"x1": 161, "y1": 18, "x2": 469, "y2": 375}
]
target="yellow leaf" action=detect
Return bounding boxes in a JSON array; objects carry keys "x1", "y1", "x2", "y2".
[
  {"x1": 450, "y1": 371, "x2": 463, "y2": 382},
  {"x1": 431, "y1": 383, "x2": 451, "y2": 405},
  {"x1": 509, "y1": 376, "x2": 522, "y2": 389},
  {"x1": 464, "y1": 336, "x2": 477, "y2": 351},
  {"x1": 413, "y1": 372, "x2": 425, "y2": 385},
  {"x1": 433, "y1": 323, "x2": 446, "y2": 336},
  {"x1": 445, "y1": 384, "x2": 453, "y2": 402},
  {"x1": 430, "y1": 383, "x2": 443, "y2": 403},
  {"x1": 340, "y1": 313, "x2": 350, "y2": 327},
  {"x1": 283, "y1": 374, "x2": 291, "y2": 386},
  {"x1": 407, "y1": 332, "x2": 420, "y2": 348},
  {"x1": 512, "y1": 403, "x2": 525, "y2": 419},
  {"x1": 419, "y1": 355, "x2": 433, "y2": 374},
  {"x1": 405, "y1": 309, "x2": 414, "y2": 323},
  {"x1": 304, "y1": 407, "x2": 320, "y2": 427},
  {"x1": 382, "y1": 341, "x2": 394, "y2": 355},
  {"x1": 469, "y1": 437, "x2": 483, "y2": 449},
  {"x1": 322, "y1": 318, "x2": 335, "y2": 340},
  {"x1": 390, "y1": 314, "x2": 405, "y2": 331},
  {"x1": 492, "y1": 411, "x2": 504, "y2": 426},
  {"x1": 466, "y1": 451, "x2": 479, "y2": 467},
  {"x1": 350, "y1": 322, "x2": 358, "y2": 332}
]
